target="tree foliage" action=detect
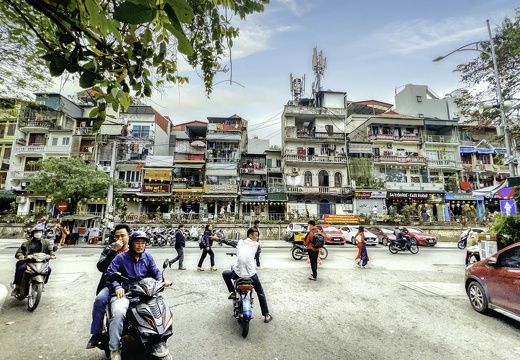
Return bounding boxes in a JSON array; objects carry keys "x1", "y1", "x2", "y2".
[
  {"x1": 454, "y1": 9, "x2": 520, "y2": 139},
  {"x1": 488, "y1": 212, "x2": 520, "y2": 249},
  {"x1": 1, "y1": 0, "x2": 269, "y2": 128},
  {"x1": 25, "y1": 157, "x2": 113, "y2": 215}
]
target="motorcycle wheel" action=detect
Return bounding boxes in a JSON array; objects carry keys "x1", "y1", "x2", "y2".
[
  {"x1": 409, "y1": 244, "x2": 419, "y2": 254},
  {"x1": 291, "y1": 247, "x2": 304, "y2": 260},
  {"x1": 388, "y1": 244, "x2": 399, "y2": 254},
  {"x1": 319, "y1": 247, "x2": 328, "y2": 260},
  {"x1": 27, "y1": 282, "x2": 43, "y2": 312},
  {"x1": 457, "y1": 241, "x2": 466, "y2": 250},
  {"x1": 241, "y1": 319, "x2": 250, "y2": 338}
]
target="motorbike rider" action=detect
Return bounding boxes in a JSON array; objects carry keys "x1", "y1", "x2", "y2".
[
  {"x1": 395, "y1": 226, "x2": 409, "y2": 249},
  {"x1": 86, "y1": 224, "x2": 131, "y2": 350},
  {"x1": 104, "y1": 231, "x2": 171, "y2": 360},
  {"x1": 11, "y1": 224, "x2": 56, "y2": 296},
  {"x1": 465, "y1": 228, "x2": 481, "y2": 265},
  {"x1": 218, "y1": 228, "x2": 273, "y2": 323}
]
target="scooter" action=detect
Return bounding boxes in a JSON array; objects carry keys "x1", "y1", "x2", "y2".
[
  {"x1": 225, "y1": 252, "x2": 254, "y2": 338},
  {"x1": 11, "y1": 252, "x2": 54, "y2": 311},
  {"x1": 291, "y1": 242, "x2": 328, "y2": 261},
  {"x1": 458, "y1": 234, "x2": 468, "y2": 250},
  {"x1": 188, "y1": 225, "x2": 203, "y2": 241},
  {"x1": 466, "y1": 246, "x2": 480, "y2": 265},
  {"x1": 99, "y1": 262, "x2": 173, "y2": 359},
  {"x1": 388, "y1": 236, "x2": 419, "y2": 254}
]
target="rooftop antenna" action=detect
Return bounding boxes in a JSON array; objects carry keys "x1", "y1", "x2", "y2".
[
  {"x1": 289, "y1": 73, "x2": 305, "y2": 102},
  {"x1": 311, "y1": 47, "x2": 327, "y2": 98}
]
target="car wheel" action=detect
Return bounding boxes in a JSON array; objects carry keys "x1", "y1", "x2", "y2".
[
  {"x1": 382, "y1": 237, "x2": 388, "y2": 246},
  {"x1": 467, "y1": 281, "x2": 490, "y2": 314}
]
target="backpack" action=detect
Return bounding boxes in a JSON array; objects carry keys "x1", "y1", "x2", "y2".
[
  {"x1": 311, "y1": 231, "x2": 325, "y2": 248},
  {"x1": 198, "y1": 234, "x2": 205, "y2": 249}
]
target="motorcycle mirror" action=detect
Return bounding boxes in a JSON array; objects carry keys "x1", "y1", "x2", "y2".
[
  {"x1": 162, "y1": 259, "x2": 169, "y2": 269},
  {"x1": 53, "y1": 245, "x2": 59, "y2": 252}
]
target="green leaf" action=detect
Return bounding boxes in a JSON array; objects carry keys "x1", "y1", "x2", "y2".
[
  {"x1": 114, "y1": 2, "x2": 157, "y2": 24},
  {"x1": 164, "y1": 0, "x2": 194, "y2": 23},
  {"x1": 79, "y1": 71, "x2": 97, "y2": 88}
]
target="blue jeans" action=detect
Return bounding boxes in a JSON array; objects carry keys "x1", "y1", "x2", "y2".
[
  {"x1": 109, "y1": 296, "x2": 130, "y2": 351},
  {"x1": 222, "y1": 270, "x2": 269, "y2": 316},
  {"x1": 91, "y1": 287, "x2": 110, "y2": 335}
]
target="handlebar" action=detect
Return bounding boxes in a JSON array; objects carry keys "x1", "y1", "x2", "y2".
[{"x1": 226, "y1": 252, "x2": 237, "y2": 257}]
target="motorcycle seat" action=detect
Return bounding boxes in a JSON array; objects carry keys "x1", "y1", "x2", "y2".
[{"x1": 235, "y1": 278, "x2": 254, "y2": 291}]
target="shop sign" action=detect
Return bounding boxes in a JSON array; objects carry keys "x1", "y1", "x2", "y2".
[
  {"x1": 387, "y1": 192, "x2": 428, "y2": 200},
  {"x1": 444, "y1": 193, "x2": 483, "y2": 201},
  {"x1": 355, "y1": 191, "x2": 387, "y2": 199},
  {"x1": 205, "y1": 184, "x2": 237, "y2": 193},
  {"x1": 141, "y1": 184, "x2": 170, "y2": 193},
  {"x1": 323, "y1": 214, "x2": 360, "y2": 224}
]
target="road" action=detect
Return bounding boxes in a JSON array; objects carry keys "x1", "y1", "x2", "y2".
[{"x1": 0, "y1": 241, "x2": 519, "y2": 360}]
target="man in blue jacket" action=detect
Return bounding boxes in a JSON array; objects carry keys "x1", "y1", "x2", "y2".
[
  {"x1": 104, "y1": 231, "x2": 170, "y2": 360},
  {"x1": 168, "y1": 224, "x2": 186, "y2": 270}
]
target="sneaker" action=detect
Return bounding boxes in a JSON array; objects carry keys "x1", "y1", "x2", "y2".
[
  {"x1": 86, "y1": 333, "x2": 102, "y2": 349},
  {"x1": 111, "y1": 349, "x2": 121, "y2": 360},
  {"x1": 308, "y1": 276, "x2": 317, "y2": 281},
  {"x1": 178, "y1": 267, "x2": 186, "y2": 270},
  {"x1": 210, "y1": 266, "x2": 218, "y2": 271},
  {"x1": 10, "y1": 288, "x2": 18, "y2": 297},
  {"x1": 197, "y1": 267, "x2": 204, "y2": 272}
]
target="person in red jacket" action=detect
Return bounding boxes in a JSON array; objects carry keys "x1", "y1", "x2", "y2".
[{"x1": 303, "y1": 220, "x2": 320, "y2": 281}]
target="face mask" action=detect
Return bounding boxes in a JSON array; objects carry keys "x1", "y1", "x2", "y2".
[{"x1": 33, "y1": 232, "x2": 43, "y2": 239}]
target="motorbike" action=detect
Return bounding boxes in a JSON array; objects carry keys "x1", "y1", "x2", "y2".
[
  {"x1": 99, "y1": 262, "x2": 173, "y2": 359},
  {"x1": 225, "y1": 252, "x2": 254, "y2": 338},
  {"x1": 188, "y1": 225, "x2": 203, "y2": 241},
  {"x1": 458, "y1": 234, "x2": 468, "y2": 250},
  {"x1": 388, "y1": 236, "x2": 419, "y2": 254},
  {"x1": 291, "y1": 242, "x2": 328, "y2": 261},
  {"x1": 466, "y1": 245, "x2": 480, "y2": 265},
  {"x1": 11, "y1": 252, "x2": 54, "y2": 311}
]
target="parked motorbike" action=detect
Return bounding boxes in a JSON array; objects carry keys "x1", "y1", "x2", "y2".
[
  {"x1": 458, "y1": 234, "x2": 468, "y2": 250},
  {"x1": 291, "y1": 242, "x2": 328, "y2": 260},
  {"x1": 388, "y1": 237, "x2": 419, "y2": 254},
  {"x1": 466, "y1": 245, "x2": 480, "y2": 265},
  {"x1": 225, "y1": 252, "x2": 254, "y2": 338},
  {"x1": 11, "y1": 252, "x2": 54, "y2": 311},
  {"x1": 99, "y1": 262, "x2": 173, "y2": 359},
  {"x1": 188, "y1": 225, "x2": 203, "y2": 241}
]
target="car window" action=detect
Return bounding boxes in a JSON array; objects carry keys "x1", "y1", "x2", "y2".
[
  {"x1": 323, "y1": 226, "x2": 338, "y2": 231},
  {"x1": 497, "y1": 247, "x2": 520, "y2": 268},
  {"x1": 407, "y1": 228, "x2": 421, "y2": 233}
]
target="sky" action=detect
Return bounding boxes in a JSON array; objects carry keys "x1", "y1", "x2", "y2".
[{"x1": 52, "y1": 0, "x2": 518, "y2": 147}]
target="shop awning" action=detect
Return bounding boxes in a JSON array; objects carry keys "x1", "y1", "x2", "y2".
[
  {"x1": 240, "y1": 196, "x2": 266, "y2": 202},
  {"x1": 460, "y1": 146, "x2": 476, "y2": 153},
  {"x1": 495, "y1": 149, "x2": 507, "y2": 155},
  {"x1": 472, "y1": 177, "x2": 520, "y2": 197},
  {"x1": 206, "y1": 133, "x2": 241, "y2": 141},
  {"x1": 476, "y1": 148, "x2": 495, "y2": 154},
  {"x1": 61, "y1": 214, "x2": 98, "y2": 220},
  {"x1": 0, "y1": 191, "x2": 16, "y2": 199},
  {"x1": 202, "y1": 194, "x2": 237, "y2": 199},
  {"x1": 173, "y1": 164, "x2": 204, "y2": 169},
  {"x1": 143, "y1": 169, "x2": 172, "y2": 181},
  {"x1": 135, "y1": 192, "x2": 170, "y2": 197},
  {"x1": 205, "y1": 169, "x2": 238, "y2": 176}
]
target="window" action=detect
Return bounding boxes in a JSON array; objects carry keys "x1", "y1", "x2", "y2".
[
  {"x1": 3, "y1": 147, "x2": 11, "y2": 160},
  {"x1": 416, "y1": 96, "x2": 422, "y2": 102},
  {"x1": 334, "y1": 172, "x2": 342, "y2": 187},
  {"x1": 62, "y1": 137, "x2": 70, "y2": 146},
  {"x1": 0, "y1": 124, "x2": 5, "y2": 138},
  {"x1": 497, "y1": 247, "x2": 520, "y2": 268},
  {"x1": 276, "y1": 159, "x2": 282, "y2": 167},
  {"x1": 304, "y1": 171, "x2": 312, "y2": 186},
  {"x1": 133, "y1": 125, "x2": 150, "y2": 138},
  {"x1": 119, "y1": 171, "x2": 140, "y2": 183},
  {"x1": 52, "y1": 137, "x2": 58, "y2": 146},
  {"x1": 7, "y1": 123, "x2": 16, "y2": 136}
]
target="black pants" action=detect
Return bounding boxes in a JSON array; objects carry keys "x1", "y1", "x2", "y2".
[
  {"x1": 197, "y1": 247, "x2": 215, "y2": 267},
  {"x1": 308, "y1": 250, "x2": 319, "y2": 278}
]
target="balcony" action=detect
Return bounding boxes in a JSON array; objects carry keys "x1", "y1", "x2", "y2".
[
  {"x1": 240, "y1": 167, "x2": 267, "y2": 175},
  {"x1": 292, "y1": 130, "x2": 345, "y2": 140},
  {"x1": 286, "y1": 186, "x2": 344, "y2": 194},
  {"x1": 349, "y1": 143, "x2": 373, "y2": 154},
  {"x1": 78, "y1": 152, "x2": 95, "y2": 161},
  {"x1": 373, "y1": 155, "x2": 427, "y2": 164},
  {"x1": 75, "y1": 127, "x2": 95, "y2": 136},
  {"x1": 284, "y1": 154, "x2": 348, "y2": 164},
  {"x1": 14, "y1": 144, "x2": 45, "y2": 155},
  {"x1": 240, "y1": 186, "x2": 267, "y2": 195},
  {"x1": 385, "y1": 182, "x2": 445, "y2": 192},
  {"x1": 9, "y1": 170, "x2": 38, "y2": 179},
  {"x1": 427, "y1": 159, "x2": 463, "y2": 169},
  {"x1": 368, "y1": 132, "x2": 421, "y2": 142},
  {"x1": 18, "y1": 120, "x2": 57, "y2": 132},
  {"x1": 267, "y1": 167, "x2": 282, "y2": 173},
  {"x1": 204, "y1": 184, "x2": 238, "y2": 194},
  {"x1": 423, "y1": 135, "x2": 458, "y2": 143},
  {"x1": 45, "y1": 145, "x2": 70, "y2": 154}
]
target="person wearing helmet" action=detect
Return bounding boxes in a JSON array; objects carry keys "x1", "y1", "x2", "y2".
[
  {"x1": 104, "y1": 230, "x2": 171, "y2": 360},
  {"x1": 87, "y1": 224, "x2": 130, "y2": 350},
  {"x1": 394, "y1": 226, "x2": 408, "y2": 249},
  {"x1": 11, "y1": 224, "x2": 55, "y2": 296}
]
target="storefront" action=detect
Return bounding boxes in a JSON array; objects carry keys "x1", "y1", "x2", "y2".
[
  {"x1": 353, "y1": 191, "x2": 386, "y2": 215},
  {"x1": 443, "y1": 193, "x2": 484, "y2": 221}
]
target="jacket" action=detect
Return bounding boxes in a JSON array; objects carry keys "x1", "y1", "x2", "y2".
[
  {"x1": 15, "y1": 238, "x2": 54, "y2": 259},
  {"x1": 201, "y1": 229, "x2": 215, "y2": 248},
  {"x1": 175, "y1": 229, "x2": 186, "y2": 249},
  {"x1": 105, "y1": 251, "x2": 162, "y2": 293},
  {"x1": 303, "y1": 226, "x2": 320, "y2": 252},
  {"x1": 220, "y1": 238, "x2": 259, "y2": 278},
  {"x1": 95, "y1": 244, "x2": 127, "y2": 294}
]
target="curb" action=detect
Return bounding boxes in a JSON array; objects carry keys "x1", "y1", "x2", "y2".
[{"x1": 0, "y1": 284, "x2": 7, "y2": 311}]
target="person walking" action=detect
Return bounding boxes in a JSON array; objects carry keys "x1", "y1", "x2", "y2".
[
  {"x1": 303, "y1": 220, "x2": 320, "y2": 281},
  {"x1": 354, "y1": 226, "x2": 369, "y2": 268},
  {"x1": 197, "y1": 224, "x2": 219, "y2": 271},
  {"x1": 252, "y1": 219, "x2": 261, "y2": 268},
  {"x1": 53, "y1": 221, "x2": 63, "y2": 246},
  {"x1": 168, "y1": 224, "x2": 186, "y2": 270}
]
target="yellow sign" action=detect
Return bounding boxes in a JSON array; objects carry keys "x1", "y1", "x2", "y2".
[{"x1": 323, "y1": 214, "x2": 360, "y2": 224}]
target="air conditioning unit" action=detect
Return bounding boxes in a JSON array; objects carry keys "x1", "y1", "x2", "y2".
[
  {"x1": 292, "y1": 167, "x2": 299, "y2": 173},
  {"x1": 387, "y1": 143, "x2": 393, "y2": 149},
  {"x1": 229, "y1": 179, "x2": 236, "y2": 185},
  {"x1": 131, "y1": 182, "x2": 140, "y2": 188},
  {"x1": 477, "y1": 160, "x2": 483, "y2": 165},
  {"x1": 102, "y1": 166, "x2": 110, "y2": 172},
  {"x1": 16, "y1": 196, "x2": 27, "y2": 204}
]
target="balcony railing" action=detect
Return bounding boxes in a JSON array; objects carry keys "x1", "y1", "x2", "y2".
[
  {"x1": 284, "y1": 154, "x2": 348, "y2": 164},
  {"x1": 423, "y1": 135, "x2": 458, "y2": 143},
  {"x1": 9, "y1": 170, "x2": 38, "y2": 179},
  {"x1": 267, "y1": 167, "x2": 282, "y2": 173},
  {"x1": 427, "y1": 159, "x2": 463, "y2": 168},
  {"x1": 385, "y1": 182, "x2": 445, "y2": 192},
  {"x1": 19, "y1": 120, "x2": 57, "y2": 130},
  {"x1": 373, "y1": 155, "x2": 427, "y2": 164},
  {"x1": 349, "y1": 143, "x2": 373, "y2": 154},
  {"x1": 78, "y1": 152, "x2": 95, "y2": 161},
  {"x1": 240, "y1": 167, "x2": 267, "y2": 175},
  {"x1": 75, "y1": 127, "x2": 95, "y2": 136},
  {"x1": 14, "y1": 145, "x2": 45, "y2": 154},
  {"x1": 287, "y1": 186, "x2": 343, "y2": 194},
  {"x1": 368, "y1": 133, "x2": 421, "y2": 142},
  {"x1": 293, "y1": 130, "x2": 345, "y2": 140}
]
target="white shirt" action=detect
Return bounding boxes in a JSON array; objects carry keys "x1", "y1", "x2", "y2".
[{"x1": 233, "y1": 238, "x2": 259, "y2": 278}]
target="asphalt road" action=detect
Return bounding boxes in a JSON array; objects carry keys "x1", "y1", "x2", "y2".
[{"x1": 0, "y1": 241, "x2": 519, "y2": 360}]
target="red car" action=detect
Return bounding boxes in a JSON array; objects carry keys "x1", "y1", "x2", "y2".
[
  {"x1": 464, "y1": 242, "x2": 520, "y2": 322},
  {"x1": 403, "y1": 227, "x2": 437, "y2": 246},
  {"x1": 318, "y1": 226, "x2": 346, "y2": 245}
]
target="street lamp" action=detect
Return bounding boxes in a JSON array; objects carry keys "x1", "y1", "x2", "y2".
[{"x1": 433, "y1": 19, "x2": 515, "y2": 176}]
